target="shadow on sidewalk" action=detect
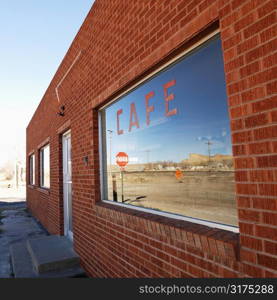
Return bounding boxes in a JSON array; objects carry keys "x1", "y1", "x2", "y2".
[{"x1": 0, "y1": 202, "x2": 49, "y2": 278}]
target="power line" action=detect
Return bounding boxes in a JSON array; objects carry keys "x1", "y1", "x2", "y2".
[{"x1": 205, "y1": 140, "x2": 213, "y2": 162}]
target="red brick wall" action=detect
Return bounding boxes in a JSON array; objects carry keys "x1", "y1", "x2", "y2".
[{"x1": 26, "y1": 0, "x2": 277, "y2": 277}]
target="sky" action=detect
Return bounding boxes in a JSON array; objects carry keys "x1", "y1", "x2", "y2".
[
  {"x1": 0, "y1": 0, "x2": 94, "y2": 167},
  {"x1": 104, "y1": 36, "x2": 233, "y2": 165}
]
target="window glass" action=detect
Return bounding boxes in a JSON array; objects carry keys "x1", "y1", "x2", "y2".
[
  {"x1": 101, "y1": 35, "x2": 237, "y2": 227},
  {"x1": 40, "y1": 144, "x2": 50, "y2": 188},
  {"x1": 29, "y1": 154, "x2": 35, "y2": 185}
]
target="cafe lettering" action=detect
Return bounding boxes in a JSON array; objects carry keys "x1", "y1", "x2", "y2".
[{"x1": 116, "y1": 79, "x2": 177, "y2": 135}]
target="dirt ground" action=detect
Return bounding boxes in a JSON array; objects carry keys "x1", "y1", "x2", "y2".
[
  {"x1": 0, "y1": 184, "x2": 25, "y2": 204},
  {"x1": 107, "y1": 171, "x2": 237, "y2": 227}
]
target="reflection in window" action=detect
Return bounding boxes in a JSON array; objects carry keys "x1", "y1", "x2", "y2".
[
  {"x1": 40, "y1": 144, "x2": 50, "y2": 188},
  {"x1": 100, "y1": 35, "x2": 237, "y2": 227},
  {"x1": 29, "y1": 154, "x2": 35, "y2": 185}
]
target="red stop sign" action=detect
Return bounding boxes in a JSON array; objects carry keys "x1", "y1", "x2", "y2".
[{"x1": 116, "y1": 152, "x2": 129, "y2": 167}]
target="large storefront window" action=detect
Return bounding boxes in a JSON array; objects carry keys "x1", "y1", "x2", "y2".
[{"x1": 100, "y1": 35, "x2": 237, "y2": 227}]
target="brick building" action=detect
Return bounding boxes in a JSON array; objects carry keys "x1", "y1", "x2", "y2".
[{"x1": 26, "y1": 0, "x2": 277, "y2": 278}]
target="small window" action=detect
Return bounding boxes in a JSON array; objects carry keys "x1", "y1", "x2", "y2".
[
  {"x1": 100, "y1": 34, "x2": 237, "y2": 228},
  {"x1": 40, "y1": 144, "x2": 50, "y2": 188},
  {"x1": 29, "y1": 154, "x2": 35, "y2": 185}
]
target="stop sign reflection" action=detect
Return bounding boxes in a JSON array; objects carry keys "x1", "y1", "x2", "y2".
[{"x1": 116, "y1": 152, "x2": 129, "y2": 167}]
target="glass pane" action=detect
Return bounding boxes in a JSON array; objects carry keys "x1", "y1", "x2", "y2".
[
  {"x1": 29, "y1": 155, "x2": 34, "y2": 185},
  {"x1": 68, "y1": 138, "x2": 72, "y2": 180},
  {"x1": 40, "y1": 150, "x2": 44, "y2": 186},
  {"x1": 102, "y1": 36, "x2": 237, "y2": 227},
  {"x1": 43, "y1": 145, "x2": 50, "y2": 188},
  {"x1": 32, "y1": 155, "x2": 35, "y2": 185},
  {"x1": 68, "y1": 182, "x2": 72, "y2": 231}
]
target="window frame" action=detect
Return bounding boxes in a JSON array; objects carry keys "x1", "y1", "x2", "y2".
[
  {"x1": 39, "y1": 144, "x2": 50, "y2": 189},
  {"x1": 98, "y1": 29, "x2": 239, "y2": 233},
  {"x1": 29, "y1": 153, "x2": 35, "y2": 185}
]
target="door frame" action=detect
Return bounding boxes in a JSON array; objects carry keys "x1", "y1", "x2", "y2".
[{"x1": 62, "y1": 130, "x2": 73, "y2": 240}]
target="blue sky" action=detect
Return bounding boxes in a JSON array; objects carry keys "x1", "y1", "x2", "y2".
[
  {"x1": 105, "y1": 36, "x2": 232, "y2": 165},
  {"x1": 0, "y1": 0, "x2": 94, "y2": 166}
]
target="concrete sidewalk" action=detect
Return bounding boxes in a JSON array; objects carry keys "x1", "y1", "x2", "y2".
[{"x1": 0, "y1": 202, "x2": 48, "y2": 278}]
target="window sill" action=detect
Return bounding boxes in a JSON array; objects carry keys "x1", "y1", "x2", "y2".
[
  {"x1": 27, "y1": 185, "x2": 35, "y2": 189},
  {"x1": 96, "y1": 201, "x2": 240, "y2": 261},
  {"x1": 37, "y1": 187, "x2": 50, "y2": 195}
]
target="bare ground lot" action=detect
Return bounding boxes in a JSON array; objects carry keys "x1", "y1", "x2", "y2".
[
  {"x1": 107, "y1": 171, "x2": 237, "y2": 227},
  {"x1": 0, "y1": 181, "x2": 25, "y2": 204}
]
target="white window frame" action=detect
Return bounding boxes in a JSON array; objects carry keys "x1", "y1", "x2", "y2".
[
  {"x1": 40, "y1": 144, "x2": 50, "y2": 189},
  {"x1": 29, "y1": 154, "x2": 35, "y2": 185},
  {"x1": 98, "y1": 29, "x2": 239, "y2": 233}
]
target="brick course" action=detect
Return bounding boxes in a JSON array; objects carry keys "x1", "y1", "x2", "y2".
[{"x1": 26, "y1": 0, "x2": 277, "y2": 277}]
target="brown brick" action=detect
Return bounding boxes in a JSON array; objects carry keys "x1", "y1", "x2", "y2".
[
  {"x1": 228, "y1": 79, "x2": 248, "y2": 95},
  {"x1": 260, "y1": 24, "x2": 277, "y2": 43},
  {"x1": 245, "y1": 38, "x2": 277, "y2": 64},
  {"x1": 231, "y1": 0, "x2": 248, "y2": 10},
  {"x1": 252, "y1": 97, "x2": 277, "y2": 113},
  {"x1": 264, "y1": 241, "x2": 277, "y2": 256},
  {"x1": 242, "y1": 87, "x2": 266, "y2": 104},
  {"x1": 226, "y1": 56, "x2": 244, "y2": 73},
  {"x1": 240, "y1": 0, "x2": 265, "y2": 15},
  {"x1": 234, "y1": 12, "x2": 256, "y2": 32},
  {"x1": 253, "y1": 125, "x2": 277, "y2": 141},
  {"x1": 256, "y1": 155, "x2": 277, "y2": 168},
  {"x1": 259, "y1": 184, "x2": 277, "y2": 197},
  {"x1": 245, "y1": 113, "x2": 269, "y2": 128},
  {"x1": 257, "y1": 254, "x2": 277, "y2": 271},
  {"x1": 237, "y1": 196, "x2": 251, "y2": 208},
  {"x1": 223, "y1": 47, "x2": 237, "y2": 63},
  {"x1": 271, "y1": 109, "x2": 277, "y2": 121},
  {"x1": 234, "y1": 157, "x2": 255, "y2": 169},
  {"x1": 249, "y1": 170, "x2": 275, "y2": 182},
  {"x1": 256, "y1": 225, "x2": 277, "y2": 241},
  {"x1": 253, "y1": 198, "x2": 277, "y2": 210},
  {"x1": 232, "y1": 131, "x2": 253, "y2": 143},
  {"x1": 237, "y1": 35, "x2": 259, "y2": 55},
  {"x1": 235, "y1": 170, "x2": 248, "y2": 181},
  {"x1": 239, "y1": 222, "x2": 254, "y2": 235},
  {"x1": 266, "y1": 81, "x2": 277, "y2": 95},
  {"x1": 240, "y1": 61, "x2": 260, "y2": 78},
  {"x1": 223, "y1": 32, "x2": 242, "y2": 51},
  {"x1": 239, "y1": 209, "x2": 260, "y2": 223},
  {"x1": 244, "y1": 13, "x2": 277, "y2": 39},
  {"x1": 243, "y1": 263, "x2": 263, "y2": 277},
  {"x1": 264, "y1": 270, "x2": 277, "y2": 278},
  {"x1": 240, "y1": 248, "x2": 257, "y2": 264},
  {"x1": 233, "y1": 144, "x2": 247, "y2": 156},
  {"x1": 248, "y1": 141, "x2": 271, "y2": 154},
  {"x1": 262, "y1": 212, "x2": 277, "y2": 226},
  {"x1": 248, "y1": 66, "x2": 277, "y2": 88},
  {"x1": 236, "y1": 183, "x2": 258, "y2": 195},
  {"x1": 257, "y1": 1, "x2": 277, "y2": 18}
]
